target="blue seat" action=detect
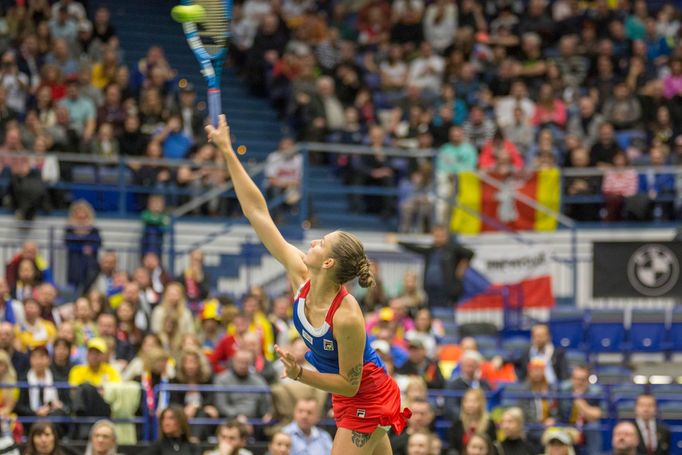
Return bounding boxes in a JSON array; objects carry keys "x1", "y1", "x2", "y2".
[
  {"x1": 565, "y1": 350, "x2": 587, "y2": 368},
  {"x1": 586, "y1": 309, "x2": 627, "y2": 353},
  {"x1": 549, "y1": 307, "x2": 585, "y2": 350},
  {"x1": 593, "y1": 365, "x2": 632, "y2": 385},
  {"x1": 630, "y1": 309, "x2": 667, "y2": 352},
  {"x1": 502, "y1": 336, "x2": 530, "y2": 360},
  {"x1": 616, "y1": 401, "x2": 636, "y2": 419},
  {"x1": 473, "y1": 335, "x2": 499, "y2": 352}
]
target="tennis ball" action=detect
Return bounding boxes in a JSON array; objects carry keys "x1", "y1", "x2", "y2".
[{"x1": 171, "y1": 4, "x2": 205, "y2": 23}]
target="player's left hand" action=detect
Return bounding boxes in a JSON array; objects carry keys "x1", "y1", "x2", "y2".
[{"x1": 275, "y1": 344, "x2": 301, "y2": 380}]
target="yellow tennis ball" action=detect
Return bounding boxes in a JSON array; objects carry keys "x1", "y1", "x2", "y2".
[{"x1": 171, "y1": 4, "x2": 205, "y2": 23}]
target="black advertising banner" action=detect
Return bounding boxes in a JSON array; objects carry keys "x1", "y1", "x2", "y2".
[{"x1": 593, "y1": 242, "x2": 682, "y2": 298}]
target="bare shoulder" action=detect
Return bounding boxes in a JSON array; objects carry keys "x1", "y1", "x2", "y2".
[{"x1": 332, "y1": 293, "x2": 366, "y2": 332}]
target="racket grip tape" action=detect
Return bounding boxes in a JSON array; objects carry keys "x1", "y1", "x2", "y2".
[{"x1": 208, "y1": 88, "x2": 222, "y2": 127}]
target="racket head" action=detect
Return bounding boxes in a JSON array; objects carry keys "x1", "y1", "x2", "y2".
[{"x1": 180, "y1": 0, "x2": 230, "y2": 88}]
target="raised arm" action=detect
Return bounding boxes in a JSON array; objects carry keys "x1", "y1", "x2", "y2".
[{"x1": 206, "y1": 116, "x2": 308, "y2": 289}]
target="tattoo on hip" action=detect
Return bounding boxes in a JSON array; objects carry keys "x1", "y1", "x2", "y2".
[{"x1": 351, "y1": 430, "x2": 371, "y2": 448}]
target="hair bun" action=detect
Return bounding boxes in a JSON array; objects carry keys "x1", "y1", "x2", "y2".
[{"x1": 357, "y1": 257, "x2": 375, "y2": 288}]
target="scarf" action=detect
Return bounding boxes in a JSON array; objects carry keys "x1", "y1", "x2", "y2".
[{"x1": 27, "y1": 369, "x2": 59, "y2": 412}]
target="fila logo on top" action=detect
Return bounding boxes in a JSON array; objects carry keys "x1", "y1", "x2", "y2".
[{"x1": 323, "y1": 339, "x2": 335, "y2": 351}]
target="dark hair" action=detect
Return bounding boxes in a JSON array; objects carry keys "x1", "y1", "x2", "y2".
[
  {"x1": 53, "y1": 337, "x2": 72, "y2": 353},
  {"x1": 329, "y1": 231, "x2": 375, "y2": 288},
  {"x1": 217, "y1": 419, "x2": 248, "y2": 440},
  {"x1": 159, "y1": 405, "x2": 192, "y2": 441},
  {"x1": 26, "y1": 422, "x2": 59, "y2": 455}
]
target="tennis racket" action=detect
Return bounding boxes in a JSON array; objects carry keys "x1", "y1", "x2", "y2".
[{"x1": 179, "y1": 0, "x2": 232, "y2": 126}]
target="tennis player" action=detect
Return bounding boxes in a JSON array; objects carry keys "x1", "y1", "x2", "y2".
[{"x1": 206, "y1": 116, "x2": 410, "y2": 454}]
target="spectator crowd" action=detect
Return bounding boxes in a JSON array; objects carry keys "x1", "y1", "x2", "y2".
[{"x1": 0, "y1": 0, "x2": 679, "y2": 455}]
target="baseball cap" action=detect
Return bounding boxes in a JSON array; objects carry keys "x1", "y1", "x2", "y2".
[
  {"x1": 408, "y1": 338, "x2": 425, "y2": 349},
  {"x1": 542, "y1": 428, "x2": 574, "y2": 446},
  {"x1": 87, "y1": 337, "x2": 108, "y2": 353}
]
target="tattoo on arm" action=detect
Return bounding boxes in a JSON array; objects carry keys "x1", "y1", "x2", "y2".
[
  {"x1": 351, "y1": 430, "x2": 371, "y2": 448},
  {"x1": 347, "y1": 364, "x2": 362, "y2": 386}
]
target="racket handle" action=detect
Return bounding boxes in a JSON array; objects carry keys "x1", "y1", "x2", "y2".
[{"x1": 208, "y1": 88, "x2": 222, "y2": 126}]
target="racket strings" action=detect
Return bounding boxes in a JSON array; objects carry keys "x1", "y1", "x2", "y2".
[{"x1": 194, "y1": 0, "x2": 229, "y2": 56}]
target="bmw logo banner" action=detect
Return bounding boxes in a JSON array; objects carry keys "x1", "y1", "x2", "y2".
[{"x1": 592, "y1": 242, "x2": 682, "y2": 298}]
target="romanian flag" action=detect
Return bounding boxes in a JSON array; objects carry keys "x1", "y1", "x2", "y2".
[{"x1": 450, "y1": 168, "x2": 561, "y2": 234}]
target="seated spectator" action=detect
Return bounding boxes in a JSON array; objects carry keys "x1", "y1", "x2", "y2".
[
  {"x1": 540, "y1": 427, "x2": 577, "y2": 455},
  {"x1": 87, "y1": 250, "x2": 118, "y2": 297},
  {"x1": 496, "y1": 80, "x2": 536, "y2": 129},
  {"x1": 214, "y1": 349, "x2": 273, "y2": 422},
  {"x1": 527, "y1": 128, "x2": 562, "y2": 168},
  {"x1": 115, "y1": 300, "x2": 145, "y2": 354},
  {"x1": 602, "y1": 151, "x2": 638, "y2": 221},
  {"x1": 517, "y1": 323, "x2": 569, "y2": 386},
  {"x1": 64, "y1": 199, "x2": 102, "y2": 291},
  {"x1": 171, "y1": 347, "x2": 217, "y2": 439},
  {"x1": 58, "y1": 75, "x2": 95, "y2": 145},
  {"x1": 0, "y1": 350, "x2": 17, "y2": 417},
  {"x1": 448, "y1": 389, "x2": 497, "y2": 454},
  {"x1": 50, "y1": 338, "x2": 74, "y2": 385},
  {"x1": 136, "y1": 347, "x2": 172, "y2": 418},
  {"x1": 462, "y1": 105, "x2": 496, "y2": 151},
  {"x1": 518, "y1": 359, "x2": 557, "y2": 430},
  {"x1": 590, "y1": 122, "x2": 621, "y2": 167},
  {"x1": 97, "y1": 312, "x2": 135, "y2": 365},
  {"x1": 602, "y1": 81, "x2": 643, "y2": 130},
  {"x1": 84, "y1": 420, "x2": 119, "y2": 455},
  {"x1": 267, "y1": 432, "x2": 292, "y2": 455},
  {"x1": 121, "y1": 334, "x2": 165, "y2": 382},
  {"x1": 405, "y1": 308, "x2": 440, "y2": 360},
  {"x1": 242, "y1": 332, "x2": 277, "y2": 384},
  {"x1": 399, "y1": 166, "x2": 434, "y2": 234},
  {"x1": 634, "y1": 393, "x2": 671, "y2": 455},
  {"x1": 503, "y1": 107, "x2": 536, "y2": 159},
  {"x1": 496, "y1": 407, "x2": 536, "y2": 455},
  {"x1": 151, "y1": 282, "x2": 195, "y2": 335},
  {"x1": 532, "y1": 83, "x2": 567, "y2": 130},
  {"x1": 24, "y1": 422, "x2": 76, "y2": 455},
  {"x1": 0, "y1": 278, "x2": 24, "y2": 325},
  {"x1": 395, "y1": 272, "x2": 427, "y2": 315},
  {"x1": 563, "y1": 146, "x2": 601, "y2": 222},
  {"x1": 557, "y1": 365, "x2": 603, "y2": 454},
  {"x1": 396, "y1": 338, "x2": 444, "y2": 389},
  {"x1": 389, "y1": 398, "x2": 434, "y2": 455},
  {"x1": 35, "y1": 283, "x2": 61, "y2": 326},
  {"x1": 407, "y1": 42, "x2": 444, "y2": 101},
  {"x1": 16, "y1": 346, "x2": 69, "y2": 422},
  {"x1": 69, "y1": 337, "x2": 121, "y2": 386},
  {"x1": 462, "y1": 433, "x2": 495, "y2": 455},
  {"x1": 479, "y1": 129, "x2": 524, "y2": 172},
  {"x1": 282, "y1": 397, "x2": 333, "y2": 455},
  {"x1": 141, "y1": 405, "x2": 200, "y2": 455},
  {"x1": 0, "y1": 322, "x2": 28, "y2": 377},
  {"x1": 143, "y1": 252, "x2": 171, "y2": 300},
  {"x1": 405, "y1": 431, "x2": 431, "y2": 455},
  {"x1": 567, "y1": 96, "x2": 604, "y2": 148},
  {"x1": 264, "y1": 137, "x2": 303, "y2": 219},
  {"x1": 205, "y1": 420, "x2": 253, "y2": 455},
  {"x1": 227, "y1": 293, "x2": 274, "y2": 361},
  {"x1": 211, "y1": 311, "x2": 249, "y2": 374},
  {"x1": 611, "y1": 421, "x2": 639, "y2": 455},
  {"x1": 16, "y1": 298, "x2": 57, "y2": 351},
  {"x1": 175, "y1": 250, "x2": 210, "y2": 307},
  {"x1": 5, "y1": 241, "x2": 52, "y2": 292},
  {"x1": 0, "y1": 281, "x2": 18, "y2": 326}
]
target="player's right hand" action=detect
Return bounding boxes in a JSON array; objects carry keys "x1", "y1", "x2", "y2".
[{"x1": 205, "y1": 114, "x2": 233, "y2": 153}]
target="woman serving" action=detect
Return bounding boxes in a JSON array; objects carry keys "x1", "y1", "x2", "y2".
[{"x1": 206, "y1": 116, "x2": 410, "y2": 454}]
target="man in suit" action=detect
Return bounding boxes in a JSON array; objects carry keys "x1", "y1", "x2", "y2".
[
  {"x1": 394, "y1": 224, "x2": 474, "y2": 307},
  {"x1": 634, "y1": 393, "x2": 670, "y2": 455},
  {"x1": 444, "y1": 350, "x2": 491, "y2": 419},
  {"x1": 517, "y1": 323, "x2": 570, "y2": 385}
]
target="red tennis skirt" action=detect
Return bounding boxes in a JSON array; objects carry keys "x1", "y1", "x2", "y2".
[{"x1": 332, "y1": 362, "x2": 412, "y2": 434}]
